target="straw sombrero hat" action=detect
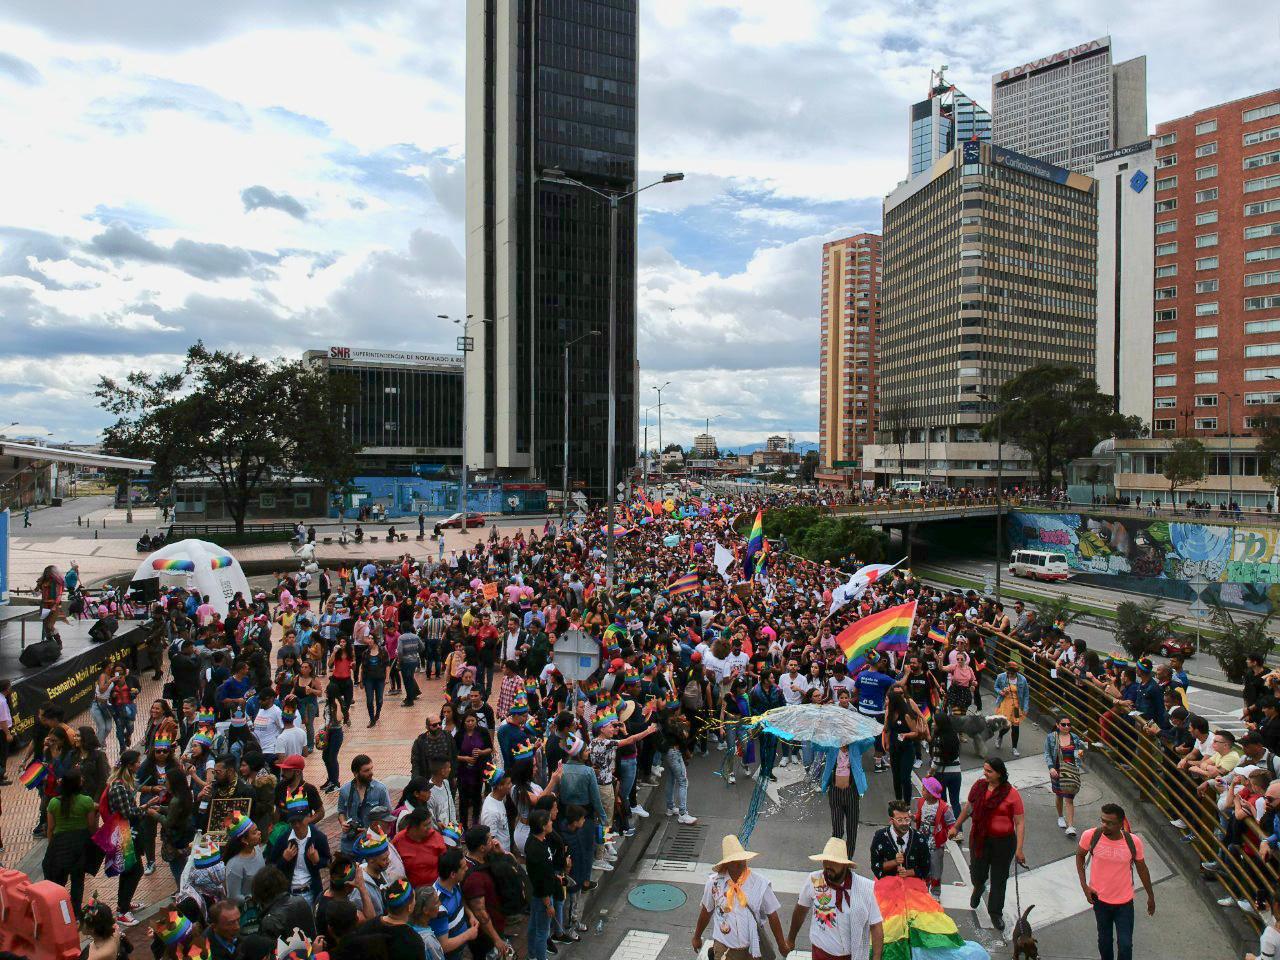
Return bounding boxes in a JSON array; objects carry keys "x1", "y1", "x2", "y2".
[
  {"x1": 808, "y1": 837, "x2": 855, "y2": 866},
  {"x1": 714, "y1": 835, "x2": 759, "y2": 870}
]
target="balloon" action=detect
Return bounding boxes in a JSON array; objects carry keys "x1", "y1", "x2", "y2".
[
  {"x1": 693, "y1": 542, "x2": 705, "y2": 554},
  {"x1": 639, "y1": 516, "x2": 652, "y2": 525},
  {"x1": 663, "y1": 534, "x2": 681, "y2": 548},
  {"x1": 470, "y1": 578, "x2": 482, "y2": 590},
  {"x1": 699, "y1": 506, "x2": 711, "y2": 517}
]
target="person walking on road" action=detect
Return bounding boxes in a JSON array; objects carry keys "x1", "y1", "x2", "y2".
[
  {"x1": 692, "y1": 835, "x2": 790, "y2": 960},
  {"x1": 950, "y1": 757, "x2": 1025, "y2": 934},
  {"x1": 787, "y1": 837, "x2": 883, "y2": 960},
  {"x1": 1076, "y1": 803, "x2": 1155, "y2": 960},
  {"x1": 1046, "y1": 715, "x2": 1087, "y2": 837}
]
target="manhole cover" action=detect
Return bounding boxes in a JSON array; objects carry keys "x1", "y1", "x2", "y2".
[{"x1": 628, "y1": 882, "x2": 687, "y2": 912}]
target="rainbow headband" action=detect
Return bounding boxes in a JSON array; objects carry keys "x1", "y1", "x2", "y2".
[
  {"x1": 331, "y1": 861, "x2": 357, "y2": 885},
  {"x1": 507, "y1": 695, "x2": 529, "y2": 717},
  {"x1": 383, "y1": 878, "x2": 413, "y2": 909},
  {"x1": 440, "y1": 821, "x2": 462, "y2": 845},
  {"x1": 483, "y1": 763, "x2": 505, "y2": 790},
  {"x1": 152, "y1": 558, "x2": 195, "y2": 572},
  {"x1": 284, "y1": 789, "x2": 311, "y2": 816},
  {"x1": 153, "y1": 911, "x2": 194, "y2": 947},
  {"x1": 355, "y1": 829, "x2": 389, "y2": 859},
  {"x1": 193, "y1": 846, "x2": 222, "y2": 870},
  {"x1": 196, "y1": 710, "x2": 216, "y2": 725},
  {"x1": 189, "y1": 732, "x2": 214, "y2": 750},
  {"x1": 592, "y1": 711, "x2": 618, "y2": 732},
  {"x1": 225, "y1": 813, "x2": 254, "y2": 840},
  {"x1": 153, "y1": 738, "x2": 173, "y2": 751},
  {"x1": 512, "y1": 737, "x2": 540, "y2": 762}
]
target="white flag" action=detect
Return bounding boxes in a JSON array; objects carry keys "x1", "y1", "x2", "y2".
[{"x1": 713, "y1": 544, "x2": 735, "y2": 580}]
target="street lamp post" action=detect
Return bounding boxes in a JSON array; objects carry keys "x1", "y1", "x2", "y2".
[
  {"x1": 654, "y1": 381, "x2": 672, "y2": 461},
  {"x1": 538, "y1": 168, "x2": 684, "y2": 590},
  {"x1": 562, "y1": 330, "x2": 601, "y2": 522},
  {"x1": 644, "y1": 404, "x2": 663, "y2": 491},
  {"x1": 978, "y1": 392, "x2": 1021, "y2": 602},
  {"x1": 1219, "y1": 391, "x2": 1236, "y2": 510},
  {"x1": 439, "y1": 313, "x2": 490, "y2": 521}
]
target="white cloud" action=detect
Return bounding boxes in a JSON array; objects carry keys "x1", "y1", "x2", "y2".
[{"x1": 0, "y1": 0, "x2": 1273, "y2": 448}]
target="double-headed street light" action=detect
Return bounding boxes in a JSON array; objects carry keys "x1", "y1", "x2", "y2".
[
  {"x1": 562, "y1": 329, "x2": 601, "y2": 521},
  {"x1": 439, "y1": 313, "x2": 491, "y2": 520},
  {"x1": 538, "y1": 168, "x2": 684, "y2": 590},
  {"x1": 653, "y1": 381, "x2": 672, "y2": 458}
]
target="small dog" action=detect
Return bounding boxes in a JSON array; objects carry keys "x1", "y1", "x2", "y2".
[
  {"x1": 1011, "y1": 905, "x2": 1038, "y2": 959},
  {"x1": 953, "y1": 714, "x2": 1012, "y2": 758}
]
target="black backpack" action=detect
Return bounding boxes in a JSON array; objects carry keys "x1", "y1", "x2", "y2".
[{"x1": 483, "y1": 852, "x2": 531, "y2": 917}]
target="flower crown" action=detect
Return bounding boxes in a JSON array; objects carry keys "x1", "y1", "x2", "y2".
[
  {"x1": 354, "y1": 828, "x2": 389, "y2": 859},
  {"x1": 512, "y1": 737, "x2": 541, "y2": 762},
  {"x1": 483, "y1": 762, "x2": 505, "y2": 789},
  {"x1": 382, "y1": 878, "x2": 413, "y2": 909},
  {"x1": 440, "y1": 821, "x2": 463, "y2": 845},
  {"x1": 224, "y1": 813, "x2": 254, "y2": 840}
]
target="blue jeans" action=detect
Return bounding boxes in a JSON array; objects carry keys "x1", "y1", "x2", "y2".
[
  {"x1": 664, "y1": 748, "x2": 688, "y2": 815},
  {"x1": 528, "y1": 901, "x2": 552, "y2": 960},
  {"x1": 725, "y1": 724, "x2": 751, "y2": 776},
  {"x1": 618, "y1": 757, "x2": 638, "y2": 822},
  {"x1": 363, "y1": 678, "x2": 385, "y2": 721},
  {"x1": 1093, "y1": 899, "x2": 1134, "y2": 960},
  {"x1": 323, "y1": 726, "x2": 344, "y2": 786},
  {"x1": 941, "y1": 770, "x2": 962, "y2": 817}
]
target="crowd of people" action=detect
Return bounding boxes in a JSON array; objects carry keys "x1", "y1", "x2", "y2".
[{"x1": 9, "y1": 489, "x2": 1269, "y2": 960}]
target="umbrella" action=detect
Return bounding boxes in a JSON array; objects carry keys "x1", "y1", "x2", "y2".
[{"x1": 748, "y1": 704, "x2": 882, "y2": 749}]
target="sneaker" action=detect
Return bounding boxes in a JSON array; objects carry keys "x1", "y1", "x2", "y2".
[
  {"x1": 1066, "y1": 826, "x2": 1077, "y2": 838},
  {"x1": 970, "y1": 888, "x2": 984, "y2": 910},
  {"x1": 1012, "y1": 749, "x2": 1021, "y2": 758},
  {"x1": 594, "y1": 860, "x2": 614, "y2": 872},
  {"x1": 666, "y1": 808, "x2": 676, "y2": 817},
  {"x1": 575, "y1": 922, "x2": 589, "y2": 934},
  {"x1": 1169, "y1": 818, "x2": 1187, "y2": 829},
  {"x1": 1091, "y1": 741, "x2": 1105, "y2": 750},
  {"x1": 1201, "y1": 860, "x2": 1220, "y2": 872},
  {"x1": 1057, "y1": 817, "x2": 1067, "y2": 829},
  {"x1": 144, "y1": 861, "x2": 156, "y2": 876},
  {"x1": 116, "y1": 913, "x2": 138, "y2": 927},
  {"x1": 728, "y1": 773, "x2": 737, "y2": 785},
  {"x1": 1240, "y1": 900, "x2": 1260, "y2": 918},
  {"x1": 717, "y1": 741, "x2": 727, "y2": 751},
  {"x1": 991, "y1": 916, "x2": 1005, "y2": 934},
  {"x1": 624, "y1": 827, "x2": 636, "y2": 838},
  {"x1": 678, "y1": 813, "x2": 698, "y2": 825},
  {"x1": 779, "y1": 756, "x2": 789, "y2": 768},
  {"x1": 631, "y1": 806, "x2": 650, "y2": 818},
  {"x1": 1217, "y1": 896, "x2": 1235, "y2": 907},
  {"x1": 546, "y1": 939, "x2": 559, "y2": 956}
]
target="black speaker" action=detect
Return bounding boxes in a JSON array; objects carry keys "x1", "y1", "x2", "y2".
[
  {"x1": 19, "y1": 638, "x2": 62, "y2": 668},
  {"x1": 129, "y1": 578, "x2": 159, "y2": 604}
]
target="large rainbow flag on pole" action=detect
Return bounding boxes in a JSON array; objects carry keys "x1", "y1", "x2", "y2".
[
  {"x1": 875, "y1": 876, "x2": 990, "y2": 960},
  {"x1": 835, "y1": 599, "x2": 917, "y2": 673},
  {"x1": 744, "y1": 509, "x2": 766, "y2": 577}
]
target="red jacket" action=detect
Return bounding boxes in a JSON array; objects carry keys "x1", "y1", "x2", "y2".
[{"x1": 394, "y1": 827, "x2": 447, "y2": 887}]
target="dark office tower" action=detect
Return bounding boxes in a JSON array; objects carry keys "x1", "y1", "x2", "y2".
[{"x1": 465, "y1": 0, "x2": 638, "y2": 502}]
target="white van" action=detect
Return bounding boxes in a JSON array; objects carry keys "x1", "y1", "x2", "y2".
[{"x1": 1008, "y1": 549, "x2": 1071, "y2": 581}]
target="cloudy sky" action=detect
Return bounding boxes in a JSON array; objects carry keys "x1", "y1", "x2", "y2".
[{"x1": 0, "y1": 1, "x2": 1273, "y2": 450}]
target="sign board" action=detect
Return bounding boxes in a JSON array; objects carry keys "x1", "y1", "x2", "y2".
[
  {"x1": 983, "y1": 576, "x2": 995, "y2": 597},
  {"x1": 994, "y1": 36, "x2": 1108, "y2": 83},
  {"x1": 553, "y1": 629, "x2": 600, "y2": 682},
  {"x1": 328, "y1": 346, "x2": 463, "y2": 367},
  {"x1": 991, "y1": 146, "x2": 1071, "y2": 185},
  {"x1": 1187, "y1": 575, "x2": 1211, "y2": 597},
  {"x1": 0, "y1": 508, "x2": 8, "y2": 605}
]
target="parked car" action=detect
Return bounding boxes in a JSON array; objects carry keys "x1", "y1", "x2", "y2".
[
  {"x1": 438, "y1": 512, "x2": 486, "y2": 529},
  {"x1": 1159, "y1": 635, "x2": 1196, "y2": 658}
]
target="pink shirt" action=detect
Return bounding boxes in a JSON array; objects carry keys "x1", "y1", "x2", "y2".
[{"x1": 1079, "y1": 829, "x2": 1145, "y2": 905}]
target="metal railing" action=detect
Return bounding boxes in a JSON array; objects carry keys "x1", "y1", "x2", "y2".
[{"x1": 979, "y1": 623, "x2": 1273, "y2": 933}]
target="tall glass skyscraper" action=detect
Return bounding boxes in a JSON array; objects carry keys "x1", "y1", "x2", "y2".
[
  {"x1": 465, "y1": 0, "x2": 638, "y2": 501},
  {"x1": 908, "y1": 70, "x2": 992, "y2": 178}
]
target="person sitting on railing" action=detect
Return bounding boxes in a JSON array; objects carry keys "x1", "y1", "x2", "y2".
[
  {"x1": 1132, "y1": 660, "x2": 1169, "y2": 732},
  {"x1": 1252, "y1": 697, "x2": 1280, "y2": 755},
  {"x1": 1153, "y1": 706, "x2": 1196, "y2": 756},
  {"x1": 1183, "y1": 730, "x2": 1242, "y2": 783}
]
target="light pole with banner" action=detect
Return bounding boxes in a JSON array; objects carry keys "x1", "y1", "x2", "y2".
[{"x1": 537, "y1": 168, "x2": 684, "y2": 590}]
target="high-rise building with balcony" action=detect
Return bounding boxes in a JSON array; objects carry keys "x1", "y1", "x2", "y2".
[
  {"x1": 991, "y1": 36, "x2": 1147, "y2": 174},
  {"x1": 909, "y1": 67, "x2": 992, "y2": 179},
  {"x1": 465, "y1": 0, "x2": 638, "y2": 500},
  {"x1": 817, "y1": 233, "x2": 880, "y2": 477},
  {"x1": 1146, "y1": 89, "x2": 1280, "y2": 445}
]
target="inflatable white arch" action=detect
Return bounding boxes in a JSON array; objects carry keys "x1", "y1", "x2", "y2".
[{"x1": 131, "y1": 539, "x2": 251, "y2": 618}]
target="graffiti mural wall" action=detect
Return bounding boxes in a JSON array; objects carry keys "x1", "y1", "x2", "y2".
[{"x1": 1006, "y1": 510, "x2": 1280, "y2": 614}]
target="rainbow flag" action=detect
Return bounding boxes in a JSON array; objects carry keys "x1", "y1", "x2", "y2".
[
  {"x1": 20, "y1": 761, "x2": 48, "y2": 789},
  {"x1": 744, "y1": 509, "x2": 766, "y2": 577},
  {"x1": 668, "y1": 572, "x2": 700, "y2": 598},
  {"x1": 875, "y1": 876, "x2": 990, "y2": 960},
  {"x1": 835, "y1": 600, "x2": 917, "y2": 673},
  {"x1": 152, "y1": 558, "x2": 195, "y2": 572},
  {"x1": 927, "y1": 625, "x2": 949, "y2": 646},
  {"x1": 210, "y1": 555, "x2": 234, "y2": 570}
]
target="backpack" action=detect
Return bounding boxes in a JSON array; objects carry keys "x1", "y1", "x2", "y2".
[
  {"x1": 1086, "y1": 827, "x2": 1139, "y2": 880},
  {"x1": 680, "y1": 677, "x2": 705, "y2": 711},
  {"x1": 483, "y1": 852, "x2": 531, "y2": 917}
]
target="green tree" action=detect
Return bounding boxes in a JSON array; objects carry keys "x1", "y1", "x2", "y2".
[
  {"x1": 1208, "y1": 604, "x2": 1275, "y2": 683},
  {"x1": 1113, "y1": 599, "x2": 1175, "y2": 662},
  {"x1": 983, "y1": 364, "x2": 1141, "y2": 488},
  {"x1": 96, "y1": 342, "x2": 359, "y2": 533},
  {"x1": 799, "y1": 450, "x2": 819, "y2": 484},
  {"x1": 794, "y1": 516, "x2": 888, "y2": 565},
  {"x1": 1252, "y1": 411, "x2": 1280, "y2": 493},
  {"x1": 1162, "y1": 437, "x2": 1206, "y2": 505},
  {"x1": 661, "y1": 460, "x2": 682, "y2": 473},
  {"x1": 1037, "y1": 595, "x2": 1083, "y2": 633}
]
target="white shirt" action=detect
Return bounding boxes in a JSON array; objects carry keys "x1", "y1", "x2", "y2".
[
  {"x1": 699, "y1": 870, "x2": 781, "y2": 957},
  {"x1": 797, "y1": 870, "x2": 881, "y2": 958},
  {"x1": 722, "y1": 652, "x2": 750, "y2": 681},
  {"x1": 429, "y1": 782, "x2": 457, "y2": 827},
  {"x1": 778, "y1": 672, "x2": 811, "y2": 705},
  {"x1": 253, "y1": 705, "x2": 284, "y2": 753},
  {"x1": 702, "y1": 653, "x2": 729, "y2": 685},
  {"x1": 1258, "y1": 923, "x2": 1280, "y2": 959},
  {"x1": 481, "y1": 794, "x2": 512, "y2": 853},
  {"x1": 288, "y1": 830, "x2": 312, "y2": 891},
  {"x1": 275, "y1": 725, "x2": 307, "y2": 759}
]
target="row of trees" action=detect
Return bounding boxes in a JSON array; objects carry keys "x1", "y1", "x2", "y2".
[
  {"x1": 97, "y1": 344, "x2": 359, "y2": 533},
  {"x1": 732, "y1": 505, "x2": 888, "y2": 565}
]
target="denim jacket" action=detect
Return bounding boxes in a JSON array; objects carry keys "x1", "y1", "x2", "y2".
[
  {"x1": 556, "y1": 760, "x2": 606, "y2": 824},
  {"x1": 337, "y1": 777, "x2": 391, "y2": 850}
]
